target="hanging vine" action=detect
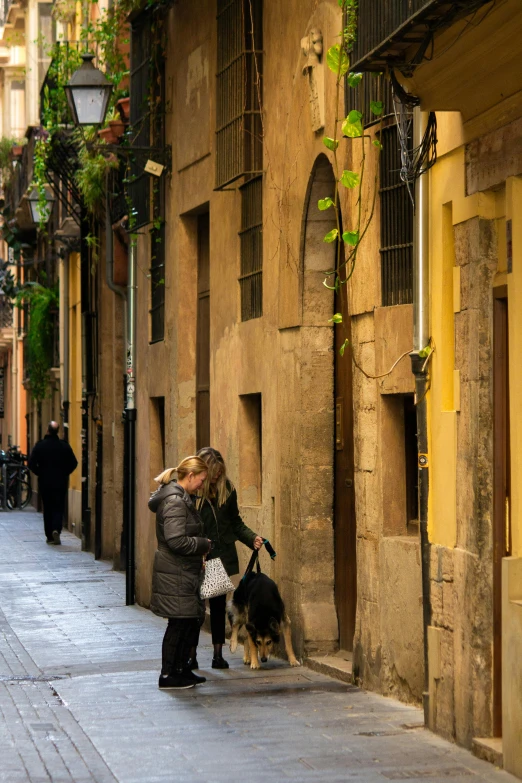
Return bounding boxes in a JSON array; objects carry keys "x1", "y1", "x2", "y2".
[
  {"x1": 15, "y1": 284, "x2": 59, "y2": 402},
  {"x1": 321, "y1": 0, "x2": 384, "y2": 355}
]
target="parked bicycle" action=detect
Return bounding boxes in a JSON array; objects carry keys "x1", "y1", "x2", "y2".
[{"x1": 0, "y1": 447, "x2": 32, "y2": 509}]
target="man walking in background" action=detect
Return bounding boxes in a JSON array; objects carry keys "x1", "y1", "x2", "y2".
[{"x1": 29, "y1": 421, "x2": 78, "y2": 545}]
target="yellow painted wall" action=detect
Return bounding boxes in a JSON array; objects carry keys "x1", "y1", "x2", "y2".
[{"x1": 428, "y1": 137, "x2": 497, "y2": 548}]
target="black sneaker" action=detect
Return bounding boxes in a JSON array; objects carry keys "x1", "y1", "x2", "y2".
[
  {"x1": 52, "y1": 531, "x2": 61, "y2": 546},
  {"x1": 158, "y1": 674, "x2": 195, "y2": 690},
  {"x1": 182, "y1": 669, "x2": 206, "y2": 684},
  {"x1": 187, "y1": 657, "x2": 199, "y2": 670},
  {"x1": 46, "y1": 538, "x2": 54, "y2": 544},
  {"x1": 212, "y1": 656, "x2": 230, "y2": 669}
]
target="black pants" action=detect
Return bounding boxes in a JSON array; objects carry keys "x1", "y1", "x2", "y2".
[
  {"x1": 191, "y1": 593, "x2": 227, "y2": 649},
  {"x1": 39, "y1": 485, "x2": 66, "y2": 541},
  {"x1": 161, "y1": 618, "x2": 199, "y2": 676}
]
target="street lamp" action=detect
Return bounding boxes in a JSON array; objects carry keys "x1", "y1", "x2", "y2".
[
  {"x1": 65, "y1": 52, "x2": 113, "y2": 127},
  {"x1": 27, "y1": 185, "x2": 55, "y2": 225}
]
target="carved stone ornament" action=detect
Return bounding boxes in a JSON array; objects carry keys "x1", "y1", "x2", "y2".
[{"x1": 301, "y1": 28, "x2": 325, "y2": 132}]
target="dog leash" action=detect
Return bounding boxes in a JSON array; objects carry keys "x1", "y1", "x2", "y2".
[{"x1": 242, "y1": 539, "x2": 276, "y2": 581}]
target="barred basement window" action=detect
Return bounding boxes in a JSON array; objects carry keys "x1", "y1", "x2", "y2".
[
  {"x1": 239, "y1": 175, "x2": 262, "y2": 321},
  {"x1": 129, "y1": 12, "x2": 152, "y2": 229},
  {"x1": 380, "y1": 124, "x2": 413, "y2": 307},
  {"x1": 216, "y1": 0, "x2": 263, "y2": 189}
]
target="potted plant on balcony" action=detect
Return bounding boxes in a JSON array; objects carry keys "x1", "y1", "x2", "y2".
[{"x1": 116, "y1": 96, "x2": 130, "y2": 122}]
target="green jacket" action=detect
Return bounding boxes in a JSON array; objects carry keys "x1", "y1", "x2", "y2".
[{"x1": 199, "y1": 483, "x2": 256, "y2": 576}]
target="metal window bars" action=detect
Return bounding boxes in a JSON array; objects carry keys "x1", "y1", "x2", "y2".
[
  {"x1": 380, "y1": 124, "x2": 414, "y2": 307},
  {"x1": 215, "y1": 0, "x2": 263, "y2": 189}
]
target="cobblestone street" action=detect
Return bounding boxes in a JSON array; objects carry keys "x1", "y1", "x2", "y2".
[{"x1": 0, "y1": 510, "x2": 515, "y2": 783}]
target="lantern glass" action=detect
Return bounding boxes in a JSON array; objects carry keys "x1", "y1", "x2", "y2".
[
  {"x1": 66, "y1": 85, "x2": 112, "y2": 126},
  {"x1": 28, "y1": 187, "x2": 54, "y2": 225}
]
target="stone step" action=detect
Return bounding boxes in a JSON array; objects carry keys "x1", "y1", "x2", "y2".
[
  {"x1": 305, "y1": 650, "x2": 354, "y2": 684},
  {"x1": 472, "y1": 737, "x2": 504, "y2": 768}
]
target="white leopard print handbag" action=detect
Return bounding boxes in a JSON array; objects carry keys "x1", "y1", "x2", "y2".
[{"x1": 200, "y1": 557, "x2": 235, "y2": 599}]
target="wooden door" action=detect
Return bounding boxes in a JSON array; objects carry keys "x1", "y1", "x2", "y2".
[
  {"x1": 493, "y1": 287, "x2": 511, "y2": 736},
  {"x1": 196, "y1": 213, "x2": 210, "y2": 450},
  {"x1": 334, "y1": 281, "x2": 357, "y2": 651}
]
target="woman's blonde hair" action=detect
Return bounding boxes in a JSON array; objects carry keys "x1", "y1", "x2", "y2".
[
  {"x1": 154, "y1": 456, "x2": 208, "y2": 485},
  {"x1": 196, "y1": 447, "x2": 233, "y2": 507}
]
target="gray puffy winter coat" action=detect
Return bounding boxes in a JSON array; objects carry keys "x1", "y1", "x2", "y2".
[{"x1": 148, "y1": 481, "x2": 210, "y2": 619}]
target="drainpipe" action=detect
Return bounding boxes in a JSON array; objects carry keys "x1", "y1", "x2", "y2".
[
  {"x1": 410, "y1": 107, "x2": 432, "y2": 726},
  {"x1": 125, "y1": 237, "x2": 137, "y2": 605}
]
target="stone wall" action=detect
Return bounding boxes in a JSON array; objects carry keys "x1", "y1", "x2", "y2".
[{"x1": 428, "y1": 216, "x2": 497, "y2": 745}]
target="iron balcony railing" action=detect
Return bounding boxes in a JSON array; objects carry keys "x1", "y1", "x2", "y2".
[
  {"x1": 0, "y1": 297, "x2": 13, "y2": 329},
  {"x1": 6, "y1": 131, "x2": 35, "y2": 217},
  {"x1": 350, "y1": 0, "x2": 492, "y2": 72}
]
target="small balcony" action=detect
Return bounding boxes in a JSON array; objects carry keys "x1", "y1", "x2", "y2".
[
  {"x1": 0, "y1": 296, "x2": 14, "y2": 350},
  {"x1": 350, "y1": 0, "x2": 493, "y2": 73},
  {"x1": 5, "y1": 128, "x2": 38, "y2": 233}
]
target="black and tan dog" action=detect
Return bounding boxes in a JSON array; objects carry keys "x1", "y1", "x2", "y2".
[{"x1": 228, "y1": 572, "x2": 300, "y2": 669}]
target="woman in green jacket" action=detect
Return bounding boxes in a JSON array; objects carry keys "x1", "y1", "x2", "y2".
[{"x1": 188, "y1": 446, "x2": 263, "y2": 669}]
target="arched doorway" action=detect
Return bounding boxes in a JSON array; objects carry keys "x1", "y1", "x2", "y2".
[{"x1": 301, "y1": 154, "x2": 357, "y2": 651}]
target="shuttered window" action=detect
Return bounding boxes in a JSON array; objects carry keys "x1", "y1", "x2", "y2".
[
  {"x1": 239, "y1": 175, "x2": 262, "y2": 321},
  {"x1": 380, "y1": 124, "x2": 413, "y2": 306},
  {"x1": 216, "y1": 0, "x2": 263, "y2": 189}
]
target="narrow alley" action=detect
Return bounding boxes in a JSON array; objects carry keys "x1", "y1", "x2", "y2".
[{"x1": 0, "y1": 509, "x2": 515, "y2": 783}]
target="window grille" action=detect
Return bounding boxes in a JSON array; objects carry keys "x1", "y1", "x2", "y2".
[
  {"x1": 345, "y1": 73, "x2": 393, "y2": 128},
  {"x1": 239, "y1": 175, "x2": 262, "y2": 321},
  {"x1": 149, "y1": 51, "x2": 166, "y2": 343},
  {"x1": 216, "y1": 0, "x2": 263, "y2": 189},
  {"x1": 129, "y1": 12, "x2": 152, "y2": 229},
  {"x1": 380, "y1": 124, "x2": 413, "y2": 306}
]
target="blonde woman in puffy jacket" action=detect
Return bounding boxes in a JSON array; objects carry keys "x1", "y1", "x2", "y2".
[{"x1": 149, "y1": 456, "x2": 211, "y2": 690}]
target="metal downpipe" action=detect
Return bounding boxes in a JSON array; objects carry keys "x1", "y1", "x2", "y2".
[
  {"x1": 411, "y1": 107, "x2": 432, "y2": 725},
  {"x1": 125, "y1": 239, "x2": 137, "y2": 606}
]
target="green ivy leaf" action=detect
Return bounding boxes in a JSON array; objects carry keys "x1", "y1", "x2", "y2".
[
  {"x1": 342, "y1": 230, "x2": 359, "y2": 246},
  {"x1": 370, "y1": 100, "x2": 384, "y2": 116},
  {"x1": 340, "y1": 339, "x2": 350, "y2": 356},
  {"x1": 347, "y1": 72, "x2": 362, "y2": 88},
  {"x1": 329, "y1": 313, "x2": 343, "y2": 324},
  {"x1": 373, "y1": 139, "x2": 383, "y2": 149},
  {"x1": 323, "y1": 228, "x2": 339, "y2": 243},
  {"x1": 419, "y1": 345, "x2": 433, "y2": 359},
  {"x1": 326, "y1": 44, "x2": 349, "y2": 76},
  {"x1": 342, "y1": 110, "x2": 363, "y2": 138},
  {"x1": 318, "y1": 197, "x2": 334, "y2": 211},
  {"x1": 323, "y1": 136, "x2": 339, "y2": 151},
  {"x1": 339, "y1": 170, "x2": 360, "y2": 189}
]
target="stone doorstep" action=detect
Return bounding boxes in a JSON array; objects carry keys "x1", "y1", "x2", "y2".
[
  {"x1": 471, "y1": 737, "x2": 504, "y2": 768},
  {"x1": 305, "y1": 649, "x2": 354, "y2": 684}
]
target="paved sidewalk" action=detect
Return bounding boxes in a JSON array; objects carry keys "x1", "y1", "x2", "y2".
[{"x1": 0, "y1": 510, "x2": 516, "y2": 783}]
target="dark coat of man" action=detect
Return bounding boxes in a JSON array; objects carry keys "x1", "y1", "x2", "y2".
[{"x1": 29, "y1": 431, "x2": 78, "y2": 490}]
